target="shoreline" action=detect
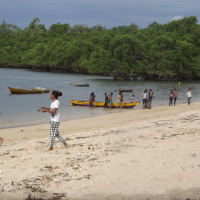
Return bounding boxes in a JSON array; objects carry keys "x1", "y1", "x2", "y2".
[
  {"x1": 0, "y1": 102, "x2": 199, "y2": 143},
  {"x1": 0, "y1": 99, "x2": 196, "y2": 130}
]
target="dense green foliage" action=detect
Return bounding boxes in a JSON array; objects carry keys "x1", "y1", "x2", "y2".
[{"x1": 0, "y1": 17, "x2": 200, "y2": 80}]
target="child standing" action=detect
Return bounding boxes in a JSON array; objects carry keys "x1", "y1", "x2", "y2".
[
  {"x1": 186, "y1": 88, "x2": 192, "y2": 105},
  {"x1": 169, "y1": 90, "x2": 174, "y2": 106},
  {"x1": 130, "y1": 94, "x2": 135, "y2": 103}
]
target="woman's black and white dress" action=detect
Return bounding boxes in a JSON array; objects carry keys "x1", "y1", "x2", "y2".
[{"x1": 49, "y1": 100, "x2": 65, "y2": 147}]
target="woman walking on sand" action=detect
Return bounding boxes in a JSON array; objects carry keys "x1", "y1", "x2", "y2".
[
  {"x1": 40, "y1": 90, "x2": 68, "y2": 151},
  {"x1": 169, "y1": 90, "x2": 174, "y2": 106}
]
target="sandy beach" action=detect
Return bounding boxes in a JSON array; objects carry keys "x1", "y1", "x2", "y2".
[{"x1": 1, "y1": 103, "x2": 200, "y2": 200}]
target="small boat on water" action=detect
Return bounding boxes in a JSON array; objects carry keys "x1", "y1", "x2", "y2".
[
  {"x1": 70, "y1": 100, "x2": 140, "y2": 109},
  {"x1": 8, "y1": 87, "x2": 51, "y2": 94},
  {"x1": 118, "y1": 89, "x2": 133, "y2": 93},
  {"x1": 74, "y1": 84, "x2": 90, "y2": 87}
]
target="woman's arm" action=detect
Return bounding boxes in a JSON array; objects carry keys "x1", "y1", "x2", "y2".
[
  {"x1": 40, "y1": 107, "x2": 50, "y2": 111},
  {"x1": 42, "y1": 108, "x2": 57, "y2": 114}
]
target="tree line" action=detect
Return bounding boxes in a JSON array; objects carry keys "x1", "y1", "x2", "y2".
[{"x1": 0, "y1": 16, "x2": 200, "y2": 80}]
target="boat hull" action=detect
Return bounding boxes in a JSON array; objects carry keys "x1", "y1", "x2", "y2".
[
  {"x1": 74, "y1": 84, "x2": 90, "y2": 87},
  {"x1": 8, "y1": 87, "x2": 51, "y2": 94},
  {"x1": 118, "y1": 89, "x2": 133, "y2": 93},
  {"x1": 70, "y1": 100, "x2": 140, "y2": 108}
]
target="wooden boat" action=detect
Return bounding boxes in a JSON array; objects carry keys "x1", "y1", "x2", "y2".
[
  {"x1": 74, "y1": 84, "x2": 90, "y2": 87},
  {"x1": 118, "y1": 89, "x2": 133, "y2": 93},
  {"x1": 70, "y1": 100, "x2": 140, "y2": 109},
  {"x1": 8, "y1": 87, "x2": 51, "y2": 94}
]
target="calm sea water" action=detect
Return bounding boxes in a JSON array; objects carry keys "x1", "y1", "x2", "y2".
[{"x1": 0, "y1": 68, "x2": 199, "y2": 129}]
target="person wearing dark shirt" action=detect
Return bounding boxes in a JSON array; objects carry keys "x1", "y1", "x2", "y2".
[
  {"x1": 89, "y1": 92, "x2": 95, "y2": 107},
  {"x1": 148, "y1": 89, "x2": 154, "y2": 105},
  {"x1": 104, "y1": 93, "x2": 109, "y2": 108}
]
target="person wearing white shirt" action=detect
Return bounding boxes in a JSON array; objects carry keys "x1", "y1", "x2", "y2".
[
  {"x1": 186, "y1": 89, "x2": 192, "y2": 105},
  {"x1": 143, "y1": 89, "x2": 148, "y2": 107},
  {"x1": 40, "y1": 90, "x2": 68, "y2": 151}
]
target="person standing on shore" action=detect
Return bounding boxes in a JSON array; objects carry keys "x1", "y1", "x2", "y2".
[
  {"x1": 169, "y1": 90, "x2": 174, "y2": 106},
  {"x1": 143, "y1": 89, "x2": 148, "y2": 108},
  {"x1": 104, "y1": 93, "x2": 109, "y2": 108},
  {"x1": 130, "y1": 94, "x2": 135, "y2": 103},
  {"x1": 173, "y1": 89, "x2": 177, "y2": 106},
  {"x1": 118, "y1": 92, "x2": 123, "y2": 108},
  {"x1": 89, "y1": 92, "x2": 95, "y2": 107},
  {"x1": 186, "y1": 88, "x2": 192, "y2": 105},
  {"x1": 148, "y1": 89, "x2": 154, "y2": 106},
  {"x1": 109, "y1": 93, "x2": 113, "y2": 108},
  {"x1": 40, "y1": 90, "x2": 68, "y2": 151}
]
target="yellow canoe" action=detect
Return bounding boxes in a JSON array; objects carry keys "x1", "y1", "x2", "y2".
[
  {"x1": 70, "y1": 100, "x2": 140, "y2": 108},
  {"x1": 8, "y1": 87, "x2": 51, "y2": 94}
]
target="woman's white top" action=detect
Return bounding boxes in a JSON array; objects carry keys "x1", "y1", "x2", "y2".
[
  {"x1": 143, "y1": 93, "x2": 147, "y2": 99},
  {"x1": 186, "y1": 91, "x2": 192, "y2": 98},
  {"x1": 50, "y1": 100, "x2": 60, "y2": 122}
]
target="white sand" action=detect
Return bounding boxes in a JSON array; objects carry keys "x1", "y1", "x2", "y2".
[{"x1": 0, "y1": 103, "x2": 200, "y2": 200}]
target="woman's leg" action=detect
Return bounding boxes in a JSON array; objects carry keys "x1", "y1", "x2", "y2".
[
  {"x1": 50, "y1": 122, "x2": 67, "y2": 150},
  {"x1": 55, "y1": 123, "x2": 68, "y2": 147},
  {"x1": 188, "y1": 97, "x2": 191, "y2": 105},
  {"x1": 169, "y1": 98, "x2": 172, "y2": 106},
  {"x1": 49, "y1": 122, "x2": 57, "y2": 149},
  {"x1": 174, "y1": 97, "x2": 177, "y2": 106},
  {"x1": 55, "y1": 127, "x2": 65, "y2": 143}
]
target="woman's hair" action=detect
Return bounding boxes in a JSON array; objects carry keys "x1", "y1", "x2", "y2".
[{"x1": 51, "y1": 90, "x2": 62, "y2": 99}]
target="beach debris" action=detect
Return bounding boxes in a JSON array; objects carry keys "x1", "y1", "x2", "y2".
[
  {"x1": 10, "y1": 155, "x2": 18, "y2": 158},
  {"x1": 24, "y1": 193, "x2": 68, "y2": 200},
  {"x1": 0, "y1": 152, "x2": 9, "y2": 156},
  {"x1": 74, "y1": 153, "x2": 90, "y2": 161},
  {"x1": 0, "y1": 137, "x2": 4, "y2": 145},
  {"x1": 75, "y1": 174, "x2": 91, "y2": 181},
  {"x1": 144, "y1": 144, "x2": 152, "y2": 149}
]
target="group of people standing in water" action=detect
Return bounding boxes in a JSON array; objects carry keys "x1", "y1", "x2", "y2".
[
  {"x1": 89, "y1": 92, "x2": 117, "y2": 108},
  {"x1": 169, "y1": 89, "x2": 178, "y2": 106},
  {"x1": 89, "y1": 92, "x2": 134, "y2": 108},
  {"x1": 169, "y1": 88, "x2": 192, "y2": 106},
  {"x1": 90, "y1": 87, "x2": 193, "y2": 109},
  {"x1": 142, "y1": 89, "x2": 154, "y2": 109}
]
